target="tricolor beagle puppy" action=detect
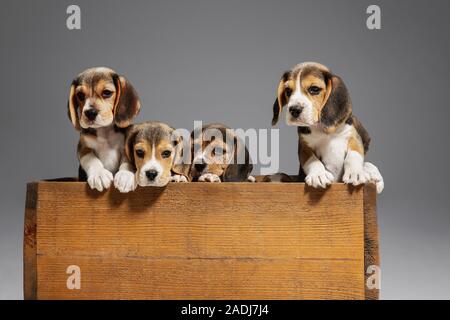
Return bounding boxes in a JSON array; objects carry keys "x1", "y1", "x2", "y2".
[
  {"x1": 124, "y1": 121, "x2": 190, "y2": 188},
  {"x1": 272, "y1": 62, "x2": 384, "y2": 193},
  {"x1": 68, "y1": 67, "x2": 141, "y2": 192},
  {"x1": 189, "y1": 123, "x2": 254, "y2": 183}
]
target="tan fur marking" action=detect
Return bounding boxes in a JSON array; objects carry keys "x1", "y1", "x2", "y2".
[
  {"x1": 299, "y1": 136, "x2": 315, "y2": 166},
  {"x1": 351, "y1": 116, "x2": 371, "y2": 154},
  {"x1": 68, "y1": 84, "x2": 81, "y2": 131},
  {"x1": 94, "y1": 79, "x2": 116, "y2": 94},
  {"x1": 348, "y1": 135, "x2": 364, "y2": 156},
  {"x1": 77, "y1": 142, "x2": 94, "y2": 160},
  {"x1": 300, "y1": 73, "x2": 328, "y2": 122},
  {"x1": 284, "y1": 79, "x2": 296, "y2": 97}
]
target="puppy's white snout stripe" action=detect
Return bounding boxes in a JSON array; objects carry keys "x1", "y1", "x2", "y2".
[
  {"x1": 138, "y1": 144, "x2": 165, "y2": 185},
  {"x1": 193, "y1": 154, "x2": 206, "y2": 164}
]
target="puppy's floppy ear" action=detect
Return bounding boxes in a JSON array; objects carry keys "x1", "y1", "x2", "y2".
[
  {"x1": 320, "y1": 73, "x2": 352, "y2": 128},
  {"x1": 223, "y1": 136, "x2": 253, "y2": 182},
  {"x1": 272, "y1": 71, "x2": 290, "y2": 126},
  {"x1": 67, "y1": 79, "x2": 81, "y2": 131},
  {"x1": 124, "y1": 125, "x2": 139, "y2": 169},
  {"x1": 113, "y1": 74, "x2": 141, "y2": 128},
  {"x1": 350, "y1": 115, "x2": 371, "y2": 154},
  {"x1": 171, "y1": 131, "x2": 192, "y2": 181}
]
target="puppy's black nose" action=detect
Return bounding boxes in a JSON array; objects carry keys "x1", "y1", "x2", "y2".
[
  {"x1": 84, "y1": 109, "x2": 98, "y2": 121},
  {"x1": 289, "y1": 106, "x2": 303, "y2": 119},
  {"x1": 145, "y1": 170, "x2": 158, "y2": 181},
  {"x1": 195, "y1": 163, "x2": 207, "y2": 172}
]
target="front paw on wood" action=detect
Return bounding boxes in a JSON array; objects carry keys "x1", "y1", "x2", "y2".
[
  {"x1": 343, "y1": 167, "x2": 370, "y2": 186},
  {"x1": 114, "y1": 170, "x2": 137, "y2": 193},
  {"x1": 171, "y1": 174, "x2": 188, "y2": 183},
  {"x1": 87, "y1": 168, "x2": 114, "y2": 192},
  {"x1": 364, "y1": 162, "x2": 384, "y2": 194},
  {"x1": 305, "y1": 170, "x2": 334, "y2": 189},
  {"x1": 198, "y1": 173, "x2": 221, "y2": 183}
]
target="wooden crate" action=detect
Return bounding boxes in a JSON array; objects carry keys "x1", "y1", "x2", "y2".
[{"x1": 24, "y1": 180, "x2": 379, "y2": 300}]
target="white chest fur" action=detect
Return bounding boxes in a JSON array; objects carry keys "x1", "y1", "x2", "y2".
[
  {"x1": 302, "y1": 124, "x2": 352, "y2": 179},
  {"x1": 84, "y1": 126, "x2": 124, "y2": 173}
]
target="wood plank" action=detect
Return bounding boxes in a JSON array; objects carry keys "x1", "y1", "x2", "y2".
[
  {"x1": 35, "y1": 183, "x2": 364, "y2": 260},
  {"x1": 23, "y1": 183, "x2": 38, "y2": 300},
  {"x1": 37, "y1": 256, "x2": 364, "y2": 300}
]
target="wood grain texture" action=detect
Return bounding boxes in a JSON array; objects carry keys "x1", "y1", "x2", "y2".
[
  {"x1": 37, "y1": 257, "x2": 363, "y2": 300},
  {"x1": 363, "y1": 185, "x2": 380, "y2": 300},
  {"x1": 23, "y1": 181, "x2": 378, "y2": 300}
]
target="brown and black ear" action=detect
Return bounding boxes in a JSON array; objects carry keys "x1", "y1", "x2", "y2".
[
  {"x1": 223, "y1": 136, "x2": 253, "y2": 182},
  {"x1": 171, "y1": 130, "x2": 192, "y2": 181},
  {"x1": 351, "y1": 115, "x2": 371, "y2": 154},
  {"x1": 124, "y1": 125, "x2": 139, "y2": 169},
  {"x1": 67, "y1": 79, "x2": 81, "y2": 131},
  {"x1": 272, "y1": 71, "x2": 290, "y2": 126},
  {"x1": 113, "y1": 74, "x2": 141, "y2": 128},
  {"x1": 320, "y1": 73, "x2": 352, "y2": 129}
]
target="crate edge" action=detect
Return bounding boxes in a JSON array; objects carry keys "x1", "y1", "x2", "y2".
[
  {"x1": 24, "y1": 182, "x2": 38, "y2": 300},
  {"x1": 363, "y1": 185, "x2": 380, "y2": 300}
]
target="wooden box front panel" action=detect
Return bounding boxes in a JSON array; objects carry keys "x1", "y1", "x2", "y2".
[{"x1": 25, "y1": 182, "x2": 369, "y2": 300}]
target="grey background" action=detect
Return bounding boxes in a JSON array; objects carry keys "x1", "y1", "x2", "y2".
[{"x1": 0, "y1": 0, "x2": 449, "y2": 299}]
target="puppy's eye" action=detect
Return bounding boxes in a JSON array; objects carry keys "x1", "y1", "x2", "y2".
[
  {"x1": 308, "y1": 86, "x2": 322, "y2": 95},
  {"x1": 161, "y1": 150, "x2": 172, "y2": 158},
  {"x1": 102, "y1": 90, "x2": 113, "y2": 98},
  {"x1": 135, "y1": 149, "x2": 145, "y2": 158},
  {"x1": 285, "y1": 88, "x2": 293, "y2": 97},
  {"x1": 76, "y1": 92, "x2": 85, "y2": 101},
  {"x1": 213, "y1": 148, "x2": 225, "y2": 156}
]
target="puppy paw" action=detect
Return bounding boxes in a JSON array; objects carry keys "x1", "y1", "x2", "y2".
[
  {"x1": 247, "y1": 175, "x2": 256, "y2": 183},
  {"x1": 114, "y1": 170, "x2": 137, "y2": 193},
  {"x1": 364, "y1": 162, "x2": 384, "y2": 194},
  {"x1": 171, "y1": 174, "x2": 188, "y2": 183},
  {"x1": 198, "y1": 173, "x2": 221, "y2": 183},
  {"x1": 305, "y1": 169, "x2": 334, "y2": 188},
  {"x1": 87, "y1": 168, "x2": 113, "y2": 192},
  {"x1": 343, "y1": 166, "x2": 370, "y2": 186}
]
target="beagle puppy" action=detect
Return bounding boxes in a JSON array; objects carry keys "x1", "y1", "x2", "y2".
[
  {"x1": 68, "y1": 67, "x2": 141, "y2": 192},
  {"x1": 272, "y1": 62, "x2": 384, "y2": 193},
  {"x1": 124, "y1": 121, "x2": 190, "y2": 188},
  {"x1": 189, "y1": 123, "x2": 254, "y2": 183},
  {"x1": 262, "y1": 173, "x2": 296, "y2": 183}
]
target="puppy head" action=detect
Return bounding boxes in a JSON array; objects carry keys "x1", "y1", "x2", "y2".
[
  {"x1": 68, "y1": 67, "x2": 141, "y2": 130},
  {"x1": 272, "y1": 62, "x2": 352, "y2": 130},
  {"x1": 125, "y1": 122, "x2": 181, "y2": 187},
  {"x1": 190, "y1": 124, "x2": 252, "y2": 182}
]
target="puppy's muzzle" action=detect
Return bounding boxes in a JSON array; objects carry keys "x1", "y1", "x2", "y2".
[
  {"x1": 289, "y1": 106, "x2": 304, "y2": 119},
  {"x1": 145, "y1": 170, "x2": 158, "y2": 181},
  {"x1": 84, "y1": 109, "x2": 98, "y2": 121}
]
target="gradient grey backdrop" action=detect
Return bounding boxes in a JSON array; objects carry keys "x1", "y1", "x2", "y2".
[{"x1": 1, "y1": 0, "x2": 449, "y2": 299}]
